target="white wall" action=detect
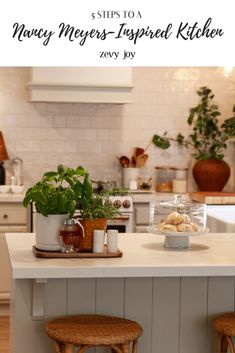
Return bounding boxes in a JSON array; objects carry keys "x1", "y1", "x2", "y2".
[{"x1": 0, "y1": 67, "x2": 234, "y2": 190}]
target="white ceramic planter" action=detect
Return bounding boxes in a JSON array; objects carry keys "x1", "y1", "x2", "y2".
[{"x1": 35, "y1": 213, "x2": 68, "y2": 251}]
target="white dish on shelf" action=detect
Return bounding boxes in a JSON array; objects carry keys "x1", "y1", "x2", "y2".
[
  {"x1": 0, "y1": 185, "x2": 11, "y2": 193},
  {"x1": 147, "y1": 226, "x2": 209, "y2": 249},
  {"x1": 10, "y1": 185, "x2": 24, "y2": 194}
]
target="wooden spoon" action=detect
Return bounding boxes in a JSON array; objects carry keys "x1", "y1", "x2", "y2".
[
  {"x1": 118, "y1": 156, "x2": 130, "y2": 168},
  {"x1": 136, "y1": 154, "x2": 148, "y2": 168},
  {"x1": 132, "y1": 147, "x2": 145, "y2": 167}
]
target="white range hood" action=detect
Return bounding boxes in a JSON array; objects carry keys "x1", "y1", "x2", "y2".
[{"x1": 27, "y1": 67, "x2": 133, "y2": 104}]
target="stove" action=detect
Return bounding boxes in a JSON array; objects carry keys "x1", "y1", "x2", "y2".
[
  {"x1": 109, "y1": 195, "x2": 133, "y2": 213},
  {"x1": 107, "y1": 195, "x2": 133, "y2": 233}
]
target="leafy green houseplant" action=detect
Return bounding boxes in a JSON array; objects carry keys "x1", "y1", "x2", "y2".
[
  {"x1": 152, "y1": 86, "x2": 235, "y2": 191},
  {"x1": 23, "y1": 163, "x2": 122, "y2": 252},
  {"x1": 78, "y1": 190, "x2": 120, "y2": 220},
  {"x1": 23, "y1": 164, "x2": 89, "y2": 251},
  {"x1": 77, "y1": 189, "x2": 121, "y2": 252}
]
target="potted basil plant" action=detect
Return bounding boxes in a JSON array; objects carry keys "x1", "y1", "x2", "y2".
[{"x1": 23, "y1": 164, "x2": 89, "y2": 251}]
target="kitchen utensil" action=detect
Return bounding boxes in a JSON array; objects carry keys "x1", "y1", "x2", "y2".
[
  {"x1": 118, "y1": 156, "x2": 130, "y2": 168},
  {"x1": 135, "y1": 153, "x2": 148, "y2": 168},
  {"x1": 131, "y1": 155, "x2": 136, "y2": 167},
  {"x1": 131, "y1": 147, "x2": 145, "y2": 166}
]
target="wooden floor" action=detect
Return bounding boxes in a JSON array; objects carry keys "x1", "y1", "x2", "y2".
[{"x1": 0, "y1": 316, "x2": 9, "y2": 353}]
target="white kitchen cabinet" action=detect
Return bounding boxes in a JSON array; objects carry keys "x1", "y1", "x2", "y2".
[
  {"x1": 207, "y1": 205, "x2": 235, "y2": 232},
  {"x1": 0, "y1": 202, "x2": 30, "y2": 310},
  {"x1": 134, "y1": 203, "x2": 150, "y2": 232},
  {"x1": 28, "y1": 67, "x2": 133, "y2": 103}
]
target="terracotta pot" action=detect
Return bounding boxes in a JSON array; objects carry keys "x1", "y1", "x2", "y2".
[
  {"x1": 192, "y1": 158, "x2": 230, "y2": 191},
  {"x1": 78, "y1": 218, "x2": 107, "y2": 252}
]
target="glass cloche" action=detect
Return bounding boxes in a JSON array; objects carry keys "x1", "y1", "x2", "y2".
[{"x1": 148, "y1": 195, "x2": 208, "y2": 248}]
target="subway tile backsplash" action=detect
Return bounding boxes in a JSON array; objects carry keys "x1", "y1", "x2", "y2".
[{"x1": 0, "y1": 67, "x2": 234, "y2": 191}]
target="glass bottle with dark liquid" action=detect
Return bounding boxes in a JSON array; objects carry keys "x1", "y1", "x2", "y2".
[{"x1": 60, "y1": 219, "x2": 84, "y2": 253}]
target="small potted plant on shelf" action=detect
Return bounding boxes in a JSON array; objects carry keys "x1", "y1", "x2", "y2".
[
  {"x1": 152, "y1": 86, "x2": 235, "y2": 191},
  {"x1": 23, "y1": 164, "x2": 89, "y2": 251}
]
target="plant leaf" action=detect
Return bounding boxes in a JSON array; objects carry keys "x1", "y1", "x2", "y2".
[{"x1": 152, "y1": 135, "x2": 170, "y2": 149}]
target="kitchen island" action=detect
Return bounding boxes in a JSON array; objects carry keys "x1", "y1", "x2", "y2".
[{"x1": 6, "y1": 233, "x2": 235, "y2": 353}]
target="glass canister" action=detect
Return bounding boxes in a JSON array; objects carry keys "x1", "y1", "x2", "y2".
[
  {"x1": 171, "y1": 167, "x2": 188, "y2": 194},
  {"x1": 149, "y1": 195, "x2": 207, "y2": 248},
  {"x1": 149, "y1": 195, "x2": 207, "y2": 232},
  {"x1": 155, "y1": 166, "x2": 175, "y2": 192},
  {"x1": 60, "y1": 218, "x2": 84, "y2": 253}
]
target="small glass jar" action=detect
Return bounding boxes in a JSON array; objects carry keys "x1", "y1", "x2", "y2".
[
  {"x1": 171, "y1": 167, "x2": 188, "y2": 193},
  {"x1": 60, "y1": 218, "x2": 83, "y2": 253},
  {"x1": 155, "y1": 166, "x2": 175, "y2": 192}
]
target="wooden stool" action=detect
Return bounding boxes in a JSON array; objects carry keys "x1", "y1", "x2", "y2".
[
  {"x1": 45, "y1": 314, "x2": 143, "y2": 353},
  {"x1": 213, "y1": 313, "x2": 235, "y2": 353}
]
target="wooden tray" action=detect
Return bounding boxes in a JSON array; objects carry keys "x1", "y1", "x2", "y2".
[{"x1": 33, "y1": 245, "x2": 123, "y2": 258}]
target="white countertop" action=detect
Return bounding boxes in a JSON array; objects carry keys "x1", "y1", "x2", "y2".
[
  {"x1": 5, "y1": 233, "x2": 235, "y2": 279},
  {"x1": 0, "y1": 193, "x2": 25, "y2": 202},
  {"x1": 132, "y1": 191, "x2": 175, "y2": 203},
  {"x1": 0, "y1": 191, "x2": 175, "y2": 204}
]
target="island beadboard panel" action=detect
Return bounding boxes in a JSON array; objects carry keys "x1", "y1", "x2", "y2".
[{"x1": 10, "y1": 276, "x2": 235, "y2": 353}]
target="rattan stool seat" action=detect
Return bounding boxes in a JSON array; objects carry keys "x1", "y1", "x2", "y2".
[
  {"x1": 46, "y1": 314, "x2": 143, "y2": 353},
  {"x1": 213, "y1": 313, "x2": 235, "y2": 353}
]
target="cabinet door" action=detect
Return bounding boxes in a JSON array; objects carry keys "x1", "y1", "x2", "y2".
[
  {"x1": 135, "y1": 206, "x2": 150, "y2": 225},
  {"x1": 135, "y1": 226, "x2": 148, "y2": 233},
  {"x1": 0, "y1": 203, "x2": 27, "y2": 224}
]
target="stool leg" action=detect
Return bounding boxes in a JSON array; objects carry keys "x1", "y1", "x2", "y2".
[
  {"x1": 53, "y1": 340, "x2": 63, "y2": 353},
  {"x1": 225, "y1": 335, "x2": 235, "y2": 353},
  {"x1": 64, "y1": 343, "x2": 74, "y2": 353},
  {"x1": 216, "y1": 333, "x2": 228, "y2": 353},
  {"x1": 76, "y1": 345, "x2": 90, "y2": 353},
  {"x1": 111, "y1": 344, "x2": 123, "y2": 353},
  {"x1": 121, "y1": 343, "x2": 130, "y2": 353},
  {"x1": 132, "y1": 339, "x2": 138, "y2": 353},
  {"x1": 221, "y1": 335, "x2": 228, "y2": 353}
]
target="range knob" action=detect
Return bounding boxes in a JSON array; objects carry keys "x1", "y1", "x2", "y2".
[
  {"x1": 122, "y1": 199, "x2": 131, "y2": 209},
  {"x1": 113, "y1": 200, "x2": 122, "y2": 208}
]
